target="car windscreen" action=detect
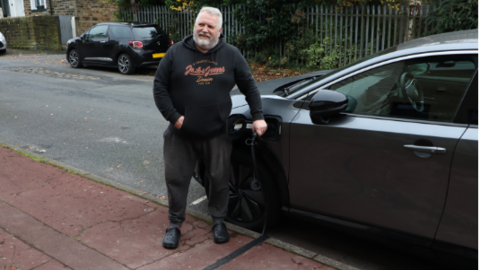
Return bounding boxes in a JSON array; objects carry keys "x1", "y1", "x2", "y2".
[{"x1": 132, "y1": 26, "x2": 166, "y2": 39}]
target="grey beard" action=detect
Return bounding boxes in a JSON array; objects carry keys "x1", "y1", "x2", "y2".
[{"x1": 193, "y1": 34, "x2": 218, "y2": 50}]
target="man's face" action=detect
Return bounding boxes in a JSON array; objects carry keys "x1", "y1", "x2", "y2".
[{"x1": 193, "y1": 12, "x2": 222, "y2": 51}]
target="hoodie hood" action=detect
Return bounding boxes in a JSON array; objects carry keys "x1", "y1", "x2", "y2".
[{"x1": 183, "y1": 34, "x2": 226, "y2": 54}]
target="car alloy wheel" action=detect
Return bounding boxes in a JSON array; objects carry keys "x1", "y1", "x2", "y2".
[
  {"x1": 68, "y1": 49, "x2": 82, "y2": 68},
  {"x1": 226, "y1": 150, "x2": 281, "y2": 231},
  {"x1": 117, "y1": 53, "x2": 135, "y2": 74}
]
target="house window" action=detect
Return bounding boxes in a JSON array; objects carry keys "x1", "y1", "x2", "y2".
[{"x1": 30, "y1": 0, "x2": 47, "y2": 10}]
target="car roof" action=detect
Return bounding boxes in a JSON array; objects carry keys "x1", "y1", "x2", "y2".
[
  {"x1": 396, "y1": 29, "x2": 478, "y2": 51},
  {"x1": 95, "y1": 22, "x2": 159, "y2": 27}
]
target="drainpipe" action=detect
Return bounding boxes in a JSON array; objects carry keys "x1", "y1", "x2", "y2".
[{"x1": 49, "y1": 0, "x2": 53, "y2": 15}]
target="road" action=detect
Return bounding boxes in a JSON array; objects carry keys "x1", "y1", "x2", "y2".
[{"x1": 0, "y1": 50, "x2": 458, "y2": 270}]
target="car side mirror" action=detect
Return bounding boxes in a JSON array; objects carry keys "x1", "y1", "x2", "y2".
[{"x1": 309, "y1": 90, "x2": 348, "y2": 124}]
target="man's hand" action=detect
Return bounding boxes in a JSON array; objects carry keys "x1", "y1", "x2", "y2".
[
  {"x1": 252, "y1": 119, "x2": 267, "y2": 136},
  {"x1": 174, "y1": 116, "x2": 184, "y2": 129}
]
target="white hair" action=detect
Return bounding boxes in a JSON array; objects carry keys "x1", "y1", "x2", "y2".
[{"x1": 195, "y1": 6, "x2": 223, "y2": 29}]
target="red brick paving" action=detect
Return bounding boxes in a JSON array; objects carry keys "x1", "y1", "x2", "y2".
[
  {"x1": 0, "y1": 228, "x2": 51, "y2": 270},
  {"x1": 0, "y1": 146, "x2": 335, "y2": 270}
]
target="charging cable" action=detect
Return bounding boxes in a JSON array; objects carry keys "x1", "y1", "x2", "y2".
[
  {"x1": 203, "y1": 131, "x2": 269, "y2": 270},
  {"x1": 245, "y1": 131, "x2": 268, "y2": 236}
]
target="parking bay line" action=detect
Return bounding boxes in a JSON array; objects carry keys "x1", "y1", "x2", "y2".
[{"x1": 190, "y1": 195, "x2": 207, "y2": 205}]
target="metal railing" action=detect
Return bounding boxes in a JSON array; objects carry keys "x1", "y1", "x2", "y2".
[{"x1": 118, "y1": 4, "x2": 434, "y2": 66}]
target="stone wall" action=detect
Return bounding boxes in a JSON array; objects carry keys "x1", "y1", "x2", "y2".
[
  {"x1": 75, "y1": 0, "x2": 117, "y2": 34},
  {"x1": 23, "y1": 0, "x2": 76, "y2": 17},
  {"x1": 19, "y1": 0, "x2": 117, "y2": 36},
  {"x1": 0, "y1": 16, "x2": 61, "y2": 50}
]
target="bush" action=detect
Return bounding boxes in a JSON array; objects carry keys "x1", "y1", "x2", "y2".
[{"x1": 427, "y1": 0, "x2": 478, "y2": 34}]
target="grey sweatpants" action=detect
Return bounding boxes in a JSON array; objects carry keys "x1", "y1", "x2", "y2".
[{"x1": 163, "y1": 128, "x2": 232, "y2": 227}]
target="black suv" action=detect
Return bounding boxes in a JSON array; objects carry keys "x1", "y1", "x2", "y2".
[{"x1": 66, "y1": 22, "x2": 172, "y2": 74}]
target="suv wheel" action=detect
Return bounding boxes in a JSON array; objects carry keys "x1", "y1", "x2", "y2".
[
  {"x1": 227, "y1": 151, "x2": 281, "y2": 230},
  {"x1": 117, "y1": 53, "x2": 135, "y2": 74},
  {"x1": 68, "y1": 49, "x2": 82, "y2": 68}
]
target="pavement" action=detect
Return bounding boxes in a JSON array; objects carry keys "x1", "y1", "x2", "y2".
[{"x1": 0, "y1": 143, "x2": 338, "y2": 270}]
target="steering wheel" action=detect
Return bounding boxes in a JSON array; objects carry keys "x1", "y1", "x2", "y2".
[{"x1": 399, "y1": 72, "x2": 424, "y2": 112}]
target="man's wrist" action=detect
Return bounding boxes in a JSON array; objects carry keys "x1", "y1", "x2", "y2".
[{"x1": 251, "y1": 113, "x2": 264, "y2": 121}]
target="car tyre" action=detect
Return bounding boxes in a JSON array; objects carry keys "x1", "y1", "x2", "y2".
[
  {"x1": 226, "y1": 150, "x2": 281, "y2": 231},
  {"x1": 201, "y1": 150, "x2": 281, "y2": 231},
  {"x1": 117, "y1": 53, "x2": 135, "y2": 74},
  {"x1": 68, "y1": 49, "x2": 82, "y2": 68},
  {"x1": 197, "y1": 150, "x2": 281, "y2": 231}
]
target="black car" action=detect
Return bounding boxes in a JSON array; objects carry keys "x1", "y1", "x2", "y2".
[
  {"x1": 198, "y1": 30, "x2": 478, "y2": 267},
  {"x1": 66, "y1": 22, "x2": 172, "y2": 74}
]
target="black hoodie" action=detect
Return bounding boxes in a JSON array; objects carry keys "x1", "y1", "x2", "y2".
[{"x1": 153, "y1": 34, "x2": 264, "y2": 139}]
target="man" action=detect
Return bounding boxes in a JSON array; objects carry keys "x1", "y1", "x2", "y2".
[{"x1": 153, "y1": 6, "x2": 267, "y2": 249}]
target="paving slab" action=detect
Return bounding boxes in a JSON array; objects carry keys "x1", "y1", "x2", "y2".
[
  {"x1": 4, "y1": 168, "x2": 155, "y2": 237},
  {"x1": 77, "y1": 213, "x2": 212, "y2": 269},
  {"x1": 0, "y1": 201, "x2": 129, "y2": 270},
  {"x1": 0, "y1": 155, "x2": 56, "y2": 199},
  {"x1": 34, "y1": 259, "x2": 71, "y2": 270},
  {"x1": 137, "y1": 235, "x2": 255, "y2": 270},
  {"x1": 0, "y1": 228, "x2": 51, "y2": 270},
  {"x1": 227, "y1": 243, "x2": 336, "y2": 270}
]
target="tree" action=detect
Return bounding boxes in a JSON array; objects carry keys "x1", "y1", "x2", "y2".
[{"x1": 427, "y1": 0, "x2": 478, "y2": 34}]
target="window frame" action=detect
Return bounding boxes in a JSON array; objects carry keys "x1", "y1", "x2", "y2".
[{"x1": 30, "y1": 0, "x2": 47, "y2": 11}]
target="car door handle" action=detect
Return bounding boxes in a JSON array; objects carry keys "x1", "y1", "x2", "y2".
[
  {"x1": 404, "y1": 145, "x2": 447, "y2": 154},
  {"x1": 100, "y1": 41, "x2": 106, "y2": 43}
]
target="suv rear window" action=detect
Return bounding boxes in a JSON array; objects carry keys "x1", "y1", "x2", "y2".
[{"x1": 132, "y1": 26, "x2": 166, "y2": 39}]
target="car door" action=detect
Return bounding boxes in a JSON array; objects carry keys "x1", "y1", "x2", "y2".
[
  {"x1": 288, "y1": 52, "x2": 477, "y2": 240},
  {"x1": 81, "y1": 25, "x2": 110, "y2": 63},
  {"x1": 434, "y1": 71, "x2": 478, "y2": 251}
]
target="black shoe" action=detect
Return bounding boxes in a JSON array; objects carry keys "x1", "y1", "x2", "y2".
[
  {"x1": 163, "y1": 226, "x2": 180, "y2": 249},
  {"x1": 212, "y1": 221, "x2": 230, "y2": 244}
]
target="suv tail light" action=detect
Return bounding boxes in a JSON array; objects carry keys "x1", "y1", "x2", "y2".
[
  {"x1": 128, "y1": 41, "x2": 143, "y2": 49},
  {"x1": 169, "y1": 39, "x2": 174, "y2": 46}
]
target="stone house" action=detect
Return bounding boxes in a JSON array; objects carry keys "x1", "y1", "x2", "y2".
[{"x1": 0, "y1": 0, "x2": 118, "y2": 35}]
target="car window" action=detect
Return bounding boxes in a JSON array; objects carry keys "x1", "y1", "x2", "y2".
[
  {"x1": 328, "y1": 54, "x2": 477, "y2": 123},
  {"x1": 86, "y1": 25, "x2": 109, "y2": 40},
  {"x1": 132, "y1": 26, "x2": 166, "y2": 39},
  {"x1": 287, "y1": 47, "x2": 399, "y2": 96},
  {"x1": 109, "y1": 25, "x2": 133, "y2": 40}
]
